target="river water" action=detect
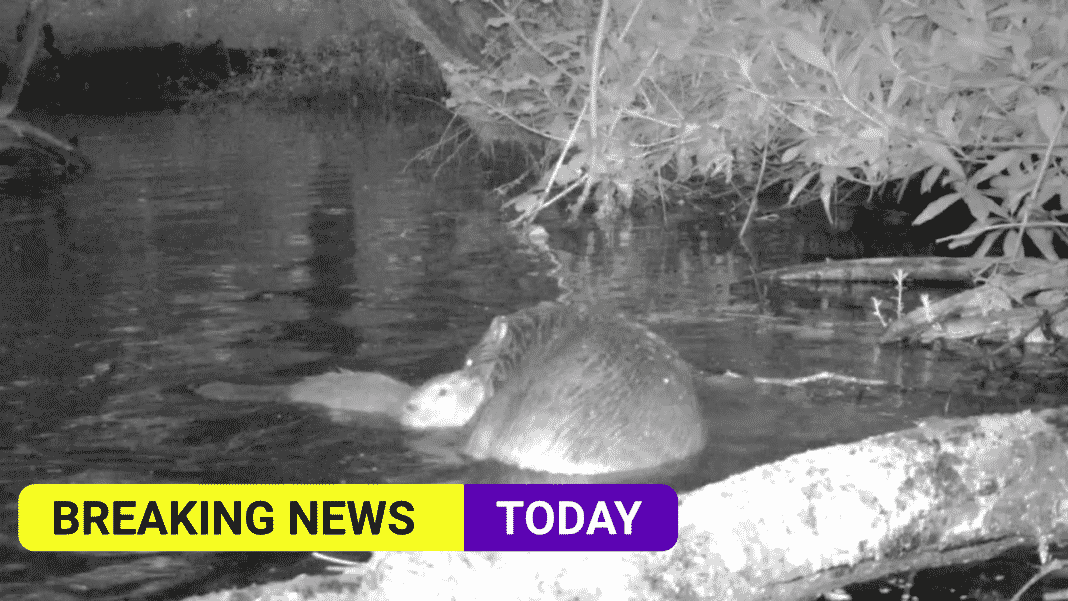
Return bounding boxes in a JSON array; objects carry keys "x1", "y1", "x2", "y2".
[{"x1": 1, "y1": 105, "x2": 1059, "y2": 599}]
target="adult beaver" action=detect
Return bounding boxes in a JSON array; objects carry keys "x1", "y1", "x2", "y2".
[{"x1": 458, "y1": 302, "x2": 711, "y2": 475}]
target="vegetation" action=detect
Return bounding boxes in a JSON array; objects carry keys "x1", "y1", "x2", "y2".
[
  {"x1": 436, "y1": 0, "x2": 1067, "y2": 257},
  {"x1": 206, "y1": 28, "x2": 447, "y2": 111}
]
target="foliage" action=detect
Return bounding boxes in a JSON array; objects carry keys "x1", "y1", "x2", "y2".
[
  {"x1": 441, "y1": 0, "x2": 1068, "y2": 257},
  {"x1": 209, "y1": 28, "x2": 446, "y2": 109}
]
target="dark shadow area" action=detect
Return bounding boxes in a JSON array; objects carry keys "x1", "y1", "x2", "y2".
[{"x1": 3, "y1": 33, "x2": 447, "y2": 115}]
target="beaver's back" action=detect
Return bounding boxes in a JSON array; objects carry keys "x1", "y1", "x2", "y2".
[{"x1": 461, "y1": 304, "x2": 707, "y2": 475}]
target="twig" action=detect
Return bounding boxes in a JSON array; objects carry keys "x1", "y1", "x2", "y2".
[
  {"x1": 1, "y1": 117, "x2": 78, "y2": 153},
  {"x1": 568, "y1": 0, "x2": 612, "y2": 220},
  {"x1": 311, "y1": 551, "x2": 369, "y2": 573},
  {"x1": 540, "y1": 101, "x2": 588, "y2": 199},
  {"x1": 937, "y1": 221, "x2": 1068, "y2": 245},
  {"x1": 752, "y1": 371, "x2": 887, "y2": 387},
  {"x1": 1009, "y1": 558, "x2": 1067, "y2": 601},
  {"x1": 483, "y1": 0, "x2": 563, "y2": 71},
  {"x1": 509, "y1": 175, "x2": 587, "y2": 228},
  {"x1": 738, "y1": 125, "x2": 770, "y2": 239}
]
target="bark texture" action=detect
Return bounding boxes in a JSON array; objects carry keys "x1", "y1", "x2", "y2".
[{"x1": 360, "y1": 407, "x2": 1068, "y2": 601}]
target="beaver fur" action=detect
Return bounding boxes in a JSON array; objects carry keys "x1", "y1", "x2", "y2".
[
  {"x1": 398, "y1": 370, "x2": 487, "y2": 429},
  {"x1": 193, "y1": 369, "x2": 483, "y2": 429},
  {"x1": 459, "y1": 302, "x2": 710, "y2": 475}
]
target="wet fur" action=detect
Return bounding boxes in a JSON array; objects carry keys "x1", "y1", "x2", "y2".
[
  {"x1": 460, "y1": 303, "x2": 708, "y2": 475},
  {"x1": 194, "y1": 368, "x2": 489, "y2": 430},
  {"x1": 193, "y1": 369, "x2": 414, "y2": 421},
  {"x1": 460, "y1": 301, "x2": 574, "y2": 400},
  {"x1": 399, "y1": 371, "x2": 487, "y2": 429}
]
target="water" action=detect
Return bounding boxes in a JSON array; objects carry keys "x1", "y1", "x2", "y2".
[{"x1": 0, "y1": 105, "x2": 1061, "y2": 599}]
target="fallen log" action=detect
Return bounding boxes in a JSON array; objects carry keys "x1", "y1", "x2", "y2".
[
  {"x1": 757, "y1": 256, "x2": 1051, "y2": 285},
  {"x1": 880, "y1": 259, "x2": 1068, "y2": 345},
  {"x1": 359, "y1": 407, "x2": 1068, "y2": 601}
]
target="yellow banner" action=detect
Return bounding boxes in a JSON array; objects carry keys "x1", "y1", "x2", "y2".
[{"x1": 19, "y1": 484, "x2": 464, "y2": 551}]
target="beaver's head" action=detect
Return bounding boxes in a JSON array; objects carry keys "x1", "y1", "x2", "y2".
[{"x1": 400, "y1": 371, "x2": 488, "y2": 430}]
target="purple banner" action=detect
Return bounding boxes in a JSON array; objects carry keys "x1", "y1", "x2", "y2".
[{"x1": 463, "y1": 484, "x2": 678, "y2": 551}]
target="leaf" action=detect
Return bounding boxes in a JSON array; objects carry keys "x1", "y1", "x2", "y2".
[
  {"x1": 788, "y1": 170, "x2": 818, "y2": 204},
  {"x1": 504, "y1": 192, "x2": 541, "y2": 214},
  {"x1": 970, "y1": 150, "x2": 1021, "y2": 185},
  {"x1": 838, "y1": 45, "x2": 863, "y2": 82},
  {"x1": 963, "y1": 188, "x2": 1007, "y2": 220},
  {"x1": 1003, "y1": 229, "x2": 1020, "y2": 257},
  {"x1": 879, "y1": 24, "x2": 895, "y2": 57},
  {"x1": 990, "y1": 173, "x2": 1033, "y2": 192},
  {"x1": 913, "y1": 192, "x2": 962, "y2": 225},
  {"x1": 858, "y1": 127, "x2": 884, "y2": 140},
  {"x1": 553, "y1": 160, "x2": 582, "y2": 185},
  {"x1": 1036, "y1": 174, "x2": 1064, "y2": 206},
  {"x1": 1004, "y1": 186, "x2": 1031, "y2": 215},
  {"x1": 936, "y1": 101, "x2": 959, "y2": 144},
  {"x1": 783, "y1": 31, "x2": 831, "y2": 72},
  {"x1": 539, "y1": 72, "x2": 562, "y2": 87},
  {"x1": 819, "y1": 166, "x2": 837, "y2": 224},
  {"x1": 736, "y1": 54, "x2": 752, "y2": 80},
  {"x1": 781, "y1": 144, "x2": 803, "y2": 163},
  {"x1": 1026, "y1": 227, "x2": 1058, "y2": 260},
  {"x1": 887, "y1": 73, "x2": 907, "y2": 107},
  {"x1": 921, "y1": 165, "x2": 943, "y2": 193},
  {"x1": 917, "y1": 141, "x2": 965, "y2": 180},
  {"x1": 1034, "y1": 95, "x2": 1063, "y2": 143},
  {"x1": 547, "y1": 115, "x2": 570, "y2": 140},
  {"x1": 821, "y1": 186, "x2": 833, "y2": 225}
]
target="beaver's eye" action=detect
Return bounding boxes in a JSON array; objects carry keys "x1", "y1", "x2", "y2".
[{"x1": 437, "y1": 389, "x2": 448, "y2": 397}]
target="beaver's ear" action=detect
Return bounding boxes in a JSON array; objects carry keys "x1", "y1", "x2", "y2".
[
  {"x1": 489, "y1": 317, "x2": 510, "y2": 342},
  {"x1": 466, "y1": 316, "x2": 510, "y2": 368}
]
